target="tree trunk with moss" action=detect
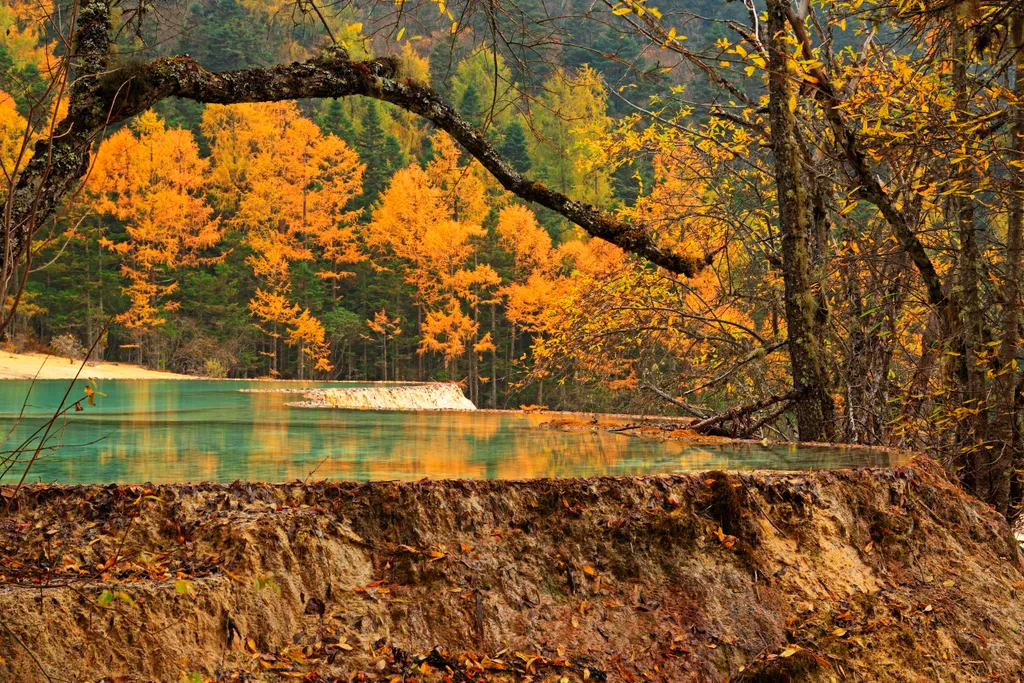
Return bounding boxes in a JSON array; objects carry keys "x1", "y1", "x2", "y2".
[
  {"x1": 766, "y1": 0, "x2": 835, "y2": 442},
  {"x1": 989, "y1": 17, "x2": 1024, "y2": 517},
  {"x1": 948, "y1": 22, "x2": 990, "y2": 495}
]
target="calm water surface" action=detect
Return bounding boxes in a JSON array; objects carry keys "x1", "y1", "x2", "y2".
[{"x1": 0, "y1": 380, "x2": 903, "y2": 484}]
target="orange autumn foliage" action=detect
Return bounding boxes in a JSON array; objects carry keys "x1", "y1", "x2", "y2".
[
  {"x1": 217, "y1": 104, "x2": 363, "y2": 374},
  {"x1": 88, "y1": 112, "x2": 221, "y2": 331}
]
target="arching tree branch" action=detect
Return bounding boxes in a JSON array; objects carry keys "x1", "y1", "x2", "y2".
[{"x1": 6, "y1": 10, "x2": 702, "y2": 286}]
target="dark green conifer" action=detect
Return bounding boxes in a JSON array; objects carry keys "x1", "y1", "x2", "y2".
[
  {"x1": 356, "y1": 102, "x2": 406, "y2": 211},
  {"x1": 499, "y1": 121, "x2": 532, "y2": 174},
  {"x1": 459, "y1": 84, "x2": 483, "y2": 129},
  {"x1": 320, "y1": 99, "x2": 356, "y2": 146}
]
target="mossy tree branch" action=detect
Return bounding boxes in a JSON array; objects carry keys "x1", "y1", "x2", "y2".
[{"x1": 6, "y1": 11, "x2": 702, "y2": 283}]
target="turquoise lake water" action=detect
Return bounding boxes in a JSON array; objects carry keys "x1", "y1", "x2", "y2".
[{"x1": 0, "y1": 380, "x2": 903, "y2": 484}]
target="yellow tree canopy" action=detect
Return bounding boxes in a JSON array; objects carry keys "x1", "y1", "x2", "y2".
[
  {"x1": 87, "y1": 111, "x2": 221, "y2": 331},
  {"x1": 0, "y1": 91, "x2": 27, "y2": 185}
]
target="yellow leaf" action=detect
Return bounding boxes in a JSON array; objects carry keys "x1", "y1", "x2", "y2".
[
  {"x1": 788, "y1": 93, "x2": 797, "y2": 113},
  {"x1": 347, "y1": 22, "x2": 362, "y2": 33},
  {"x1": 397, "y1": 27, "x2": 405, "y2": 40},
  {"x1": 832, "y1": 628, "x2": 847, "y2": 637},
  {"x1": 612, "y1": 6, "x2": 632, "y2": 15},
  {"x1": 780, "y1": 647, "x2": 799, "y2": 657}
]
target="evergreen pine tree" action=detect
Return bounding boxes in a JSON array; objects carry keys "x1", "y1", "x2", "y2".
[
  {"x1": 382, "y1": 135, "x2": 405, "y2": 171},
  {"x1": 320, "y1": 99, "x2": 356, "y2": 146},
  {"x1": 0, "y1": 46, "x2": 16, "y2": 93},
  {"x1": 500, "y1": 121, "x2": 532, "y2": 174},
  {"x1": 419, "y1": 131, "x2": 436, "y2": 166},
  {"x1": 357, "y1": 101, "x2": 385, "y2": 157},
  {"x1": 428, "y1": 41, "x2": 459, "y2": 98},
  {"x1": 356, "y1": 102, "x2": 406, "y2": 211},
  {"x1": 459, "y1": 84, "x2": 483, "y2": 128},
  {"x1": 178, "y1": 0, "x2": 272, "y2": 72},
  {"x1": 0, "y1": 46, "x2": 50, "y2": 118}
]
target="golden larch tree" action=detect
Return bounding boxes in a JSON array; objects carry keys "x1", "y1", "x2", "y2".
[{"x1": 87, "y1": 111, "x2": 221, "y2": 362}]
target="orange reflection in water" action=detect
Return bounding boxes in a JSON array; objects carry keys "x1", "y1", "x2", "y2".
[{"x1": 1, "y1": 380, "x2": 902, "y2": 485}]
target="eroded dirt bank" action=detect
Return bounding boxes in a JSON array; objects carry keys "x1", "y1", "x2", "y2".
[{"x1": 1, "y1": 457, "x2": 1023, "y2": 682}]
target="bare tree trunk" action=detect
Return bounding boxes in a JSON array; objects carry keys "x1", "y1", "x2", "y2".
[
  {"x1": 509, "y1": 325, "x2": 516, "y2": 381},
  {"x1": 841, "y1": 232, "x2": 868, "y2": 443},
  {"x1": 766, "y1": 0, "x2": 835, "y2": 442},
  {"x1": 393, "y1": 336, "x2": 400, "y2": 381},
  {"x1": 948, "y1": 23, "x2": 990, "y2": 495},
  {"x1": 990, "y1": 19, "x2": 1024, "y2": 516},
  {"x1": 490, "y1": 303, "x2": 498, "y2": 408},
  {"x1": 469, "y1": 348, "x2": 476, "y2": 404}
]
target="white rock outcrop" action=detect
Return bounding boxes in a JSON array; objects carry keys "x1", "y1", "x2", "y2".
[{"x1": 293, "y1": 382, "x2": 476, "y2": 411}]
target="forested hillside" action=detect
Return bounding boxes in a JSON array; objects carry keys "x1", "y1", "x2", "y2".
[
  {"x1": 1, "y1": 0, "x2": 749, "y2": 410},
  {"x1": 10, "y1": 0, "x2": 1024, "y2": 517}
]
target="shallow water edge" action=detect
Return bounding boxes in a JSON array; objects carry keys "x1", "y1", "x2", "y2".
[{"x1": 0, "y1": 379, "x2": 907, "y2": 484}]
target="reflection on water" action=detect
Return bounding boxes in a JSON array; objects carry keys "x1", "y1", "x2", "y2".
[{"x1": 0, "y1": 380, "x2": 904, "y2": 484}]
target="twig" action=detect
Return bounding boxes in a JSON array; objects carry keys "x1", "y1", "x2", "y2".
[
  {"x1": 304, "y1": 454, "x2": 332, "y2": 484},
  {"x1": 690, "y1": 391, "x2": 800, "y2": 435},
  {"x1": 639, "y1": 384, "x2": 709, "y2": 419},
  {"x1": 3, "y1": 317, "x2": 112, "y2": 514},
  {"x1": 1, "y1": 620, "x2": 57, "y2": 683},
  {"x1": 737, "y1": 400, "x2": 795, "y2": 438},
  {"x1": 681, "y1": 340, "x2": 788, "y2": 398}
]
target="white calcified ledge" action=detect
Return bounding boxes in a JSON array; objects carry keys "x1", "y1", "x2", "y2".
[{"x1": 290, "y1": 383, "x2": 476, "y2": 411}]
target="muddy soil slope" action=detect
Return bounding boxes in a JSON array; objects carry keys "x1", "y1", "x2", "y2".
[{"x1": 1, "y1": 457, "x2": 1023, "y2": 682}]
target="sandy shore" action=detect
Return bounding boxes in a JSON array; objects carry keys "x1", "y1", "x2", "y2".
[{"x1": 0, "y1": 350, "x2": 191, "y2": 380}]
